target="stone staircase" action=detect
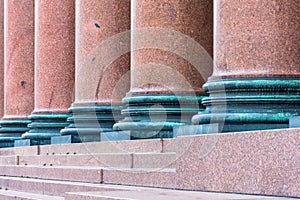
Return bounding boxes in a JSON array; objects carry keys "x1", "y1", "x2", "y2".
[
  {"x1": 0, "y1": 129, "x2": 298, "y2": 199},
  {"x1": 0, "y1": 139, "x2": 179, "y2": 199}
]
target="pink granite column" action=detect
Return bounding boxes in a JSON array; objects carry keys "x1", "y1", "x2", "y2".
[
  {"x1": 193, "y1": 0, "x2": 300, "y2": 132},
  {"x1": 0, "y1": 0, "x2": 3, "y2": 121},
  {"x1": 0, "y1": 0, "x2": 34, "y2": 148},
  {"x1": 114, "y1": 0, "x2": 213, "y2": 139},
  {"x1": 60, "y1": 0, "x2": 130, "y2": 142},
  {"x1": 22, "y1": 0, "x2": 75, "y2": 145}
]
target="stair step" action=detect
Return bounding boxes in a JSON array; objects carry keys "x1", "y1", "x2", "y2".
[
  {"x1": 18, "y1": 153, "x2": 133, "y2": 168},
  {"x1": 0, "y1": 156, "x2": 18, "y2": 165},
  {"x1": 0, "y1": 146, "x2": 39, "y2": 156},
  {"x1": 0, "y1": 165, "x2": 176, "y2": 188},
  {"x1": 65, "y1": 188, "x2": 292, "y2": 200},
  {"x1": 17, "y1": 152, "x2": 176, "y2": 168},
  {"x1": 39, "y1": 139, "x2": 166, "y2": 155},
  {"x1": 0, "y1": 176, "x2": 130, "y2": 197},
  {"x1": 103, "y1": 168, "x2": 177, "y2": 189},
  {"x1": 0, "y1": 165, "x2": 102, "y2": 183},
  {"x1": 0, "y1": 189, "x2": 63, "y2": 200}
]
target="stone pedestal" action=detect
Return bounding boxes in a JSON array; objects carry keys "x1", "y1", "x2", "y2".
[
  {"x1": 60, "y1": 0, "x2": 131, "y2": 143},
  {"x1": 0, "y1": 0, "x2": 34, "y2": 148},
  {"x1": 22, "y1": 0, "x2": 75, "y2": 145},
  {"x1": 192, "y1": 0, "x2": 300, "y2": 132},
  {"x1": 114, "y1": 0, "x2": 213, "y2": 139}
]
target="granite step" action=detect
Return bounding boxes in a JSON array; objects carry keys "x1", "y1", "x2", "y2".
[
  {"x1": 0, "y1": 165, "x2": 103, "y2": 183},
  {"x1": 0, "y1": 155, "x2": 18, "y2": 165},
  {"x1": 0, "y1": 138, "x2": 169, "y2": 156},
  {"x1": 64, "y1": 188, "x2": 294, "y2": 200},
  {"x1": 17, "y1": 152, "x2": 176, "y2": 169},
  {"x1": 0, "y1": 165, "x2": 176, "y2": 188},
  {"x1": 103, "y1": 168, "x2": 177, "y2": 189},
  {"x1": 0, "y1": 189, "x2": 63, "y2": 200},
  {"x1": 39, "y1": 139, "x2": 166, "y2": 155},
  {"x1": 0, "y1": 176, "x2": 129, "y2": 197}
]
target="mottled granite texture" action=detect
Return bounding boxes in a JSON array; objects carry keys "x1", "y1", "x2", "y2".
[
  {"x1": 3, "y1": 0, "x2": 34, "y2": 119},
  {"x1": 213, "y1": 0, "x2": 300, "y2": 78},
  {"x1": 34, "y1": 0, "x2": 75, "y2": 113},
  {"x1": 175, "y1": 128, "x2": 300, "y2": 197},
  {"x1": 0, "y1": 0, "x2": 3, "y2": 119},
  {"x1": 75, "y1": 0, "x2": 130, "y2": 104},
  {"x1": 131, "y1": 0, "x2": 213, "y2": 95}
]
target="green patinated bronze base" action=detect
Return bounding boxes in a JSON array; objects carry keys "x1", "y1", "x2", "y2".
[
  {"x1": 192, "y1": 78, "x2": 300, "y2": 133},
  {"x1": 22, "y1": 113, "x2": 70, "y2": 145},
  {"x1": 60, "y1": 104, "x2": 123, "y2": 143},
  {"x1": 0, "y1": 119, "x2": 31, "y2": 148},
  {"x1": 113, "y1": 94, "x2": 205, "y2": 139}
]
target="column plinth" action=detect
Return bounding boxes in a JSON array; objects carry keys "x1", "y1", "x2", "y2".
[
  {"x1": 60, "y1": 0, "x2": 130, "y2": 142},
  {"x1": 0, "y1": 0, "x2": 34, "y2": 147},
  {"x1": 192, "y1": 0, "x2": 300, "y2": 132},
  {"x1": 22, "y1": 0, "x2": 75, "y2": 145},
  {"x1": 114, "y1": 0, "x2": 213, "y2": 139}
]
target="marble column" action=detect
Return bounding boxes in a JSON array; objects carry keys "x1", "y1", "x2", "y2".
[
  {"x1": 22, "y1": 0, "x2": 75, "y2": 145},
  {"x1": 60, "y1": 0, "x2": 130, "y2": 142},
  {"x1": 114, "y1": 0, "x2": 213, "y2": 139},
  {"x1": 0, "y1": 0, "x2": 34, "y2": 148},
  {"x1": 193, "y1": 0, "x2": 300, "y2": 132}
]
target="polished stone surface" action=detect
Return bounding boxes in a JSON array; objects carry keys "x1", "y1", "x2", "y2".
[
  {"x1": 213, "y1": 0, "x2": 300, "y2": 78},
  {"x1": 175, "y1": 128, "x2": 299, "y2": 197},
  {"x1": 0, "y1": 128, "x2": 298, "y2": 197},
  {"x1": 23, "y1": 0, "x2": 75, "y2": 143},
  {"x1": 34, "y1": 0, "x2": 75, "y2": 113},
  {"x1": 3, "y1": 0, "x2": 34, "y2": 120},
  {"x1": 61, "y1": 0, "x2": 130, "y2": 141},
  {"x1": 75, "y1": 0, "x2": 130, "y2": 104},
  {"x1": 0, "y1": 0, "x2": 34, "y2": 146},
  {"x1": 193, "y1": 0, "x2": 300, "y2": 131},
  {"x1": 114, "y1": 0, "x2": 213, "y2": 138},
  {"x1": 131, "y1": 0, "x2": 213, "y2": 95}
]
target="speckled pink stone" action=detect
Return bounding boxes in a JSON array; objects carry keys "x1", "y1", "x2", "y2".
[
  {"x1": 3, "y1": 0, "x2": 34, "y2": 120},
  {"x1": 175, "y1": 129, "x2": 300, "y2": 197},
  {"x1": 213, "y1": 0, "x2": 300, "y2": 78},
  {"x1": 131, "y1": 0, "x2": 213, "y2": 95},
  {"x1": 34, "y1": 0, "x2": 75, "y2": 113},
  {"x1": 75, "y1": 0, "x2": 130, "y2": 105},
  {"x1": 0, "y1": 0, "x2": 4, "y2": 119}
]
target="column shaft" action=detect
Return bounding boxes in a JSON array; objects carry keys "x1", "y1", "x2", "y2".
[
  {"x1": 60, "y1": 0, "x2": 130, "y2": 142},
  {"x1": 114, "y1": 0, "x2": 213, "y2": 139},
  {"x1": 0, "y1": 0, "x2": 3, "y2": 120},
  {"x1": 193, "y1": 0, "x2": 300, "y2": 132},
  {"x1": 22, "y1": 0, "x2": 75, "y2": 145},
  {"x1": 0, "y1": 0, "x2": 34, "y2": 147}
]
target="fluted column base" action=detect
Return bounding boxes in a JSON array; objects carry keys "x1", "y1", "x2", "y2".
[
  {"x1": 0, "y1": 119, "x2": 30, "y2": 148},
  {"x1": 192, "y1": 78, "x2": 300, "y2": 132},
  {"x1": 60, "y1": 104, "x2": 123, "y2": 143},
  {"x1": 22, "y1": 113, "x2": 69, "y2": 145},
  {"x1": 113, "y1": 94, "x2": 204, "y2": 139}
]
